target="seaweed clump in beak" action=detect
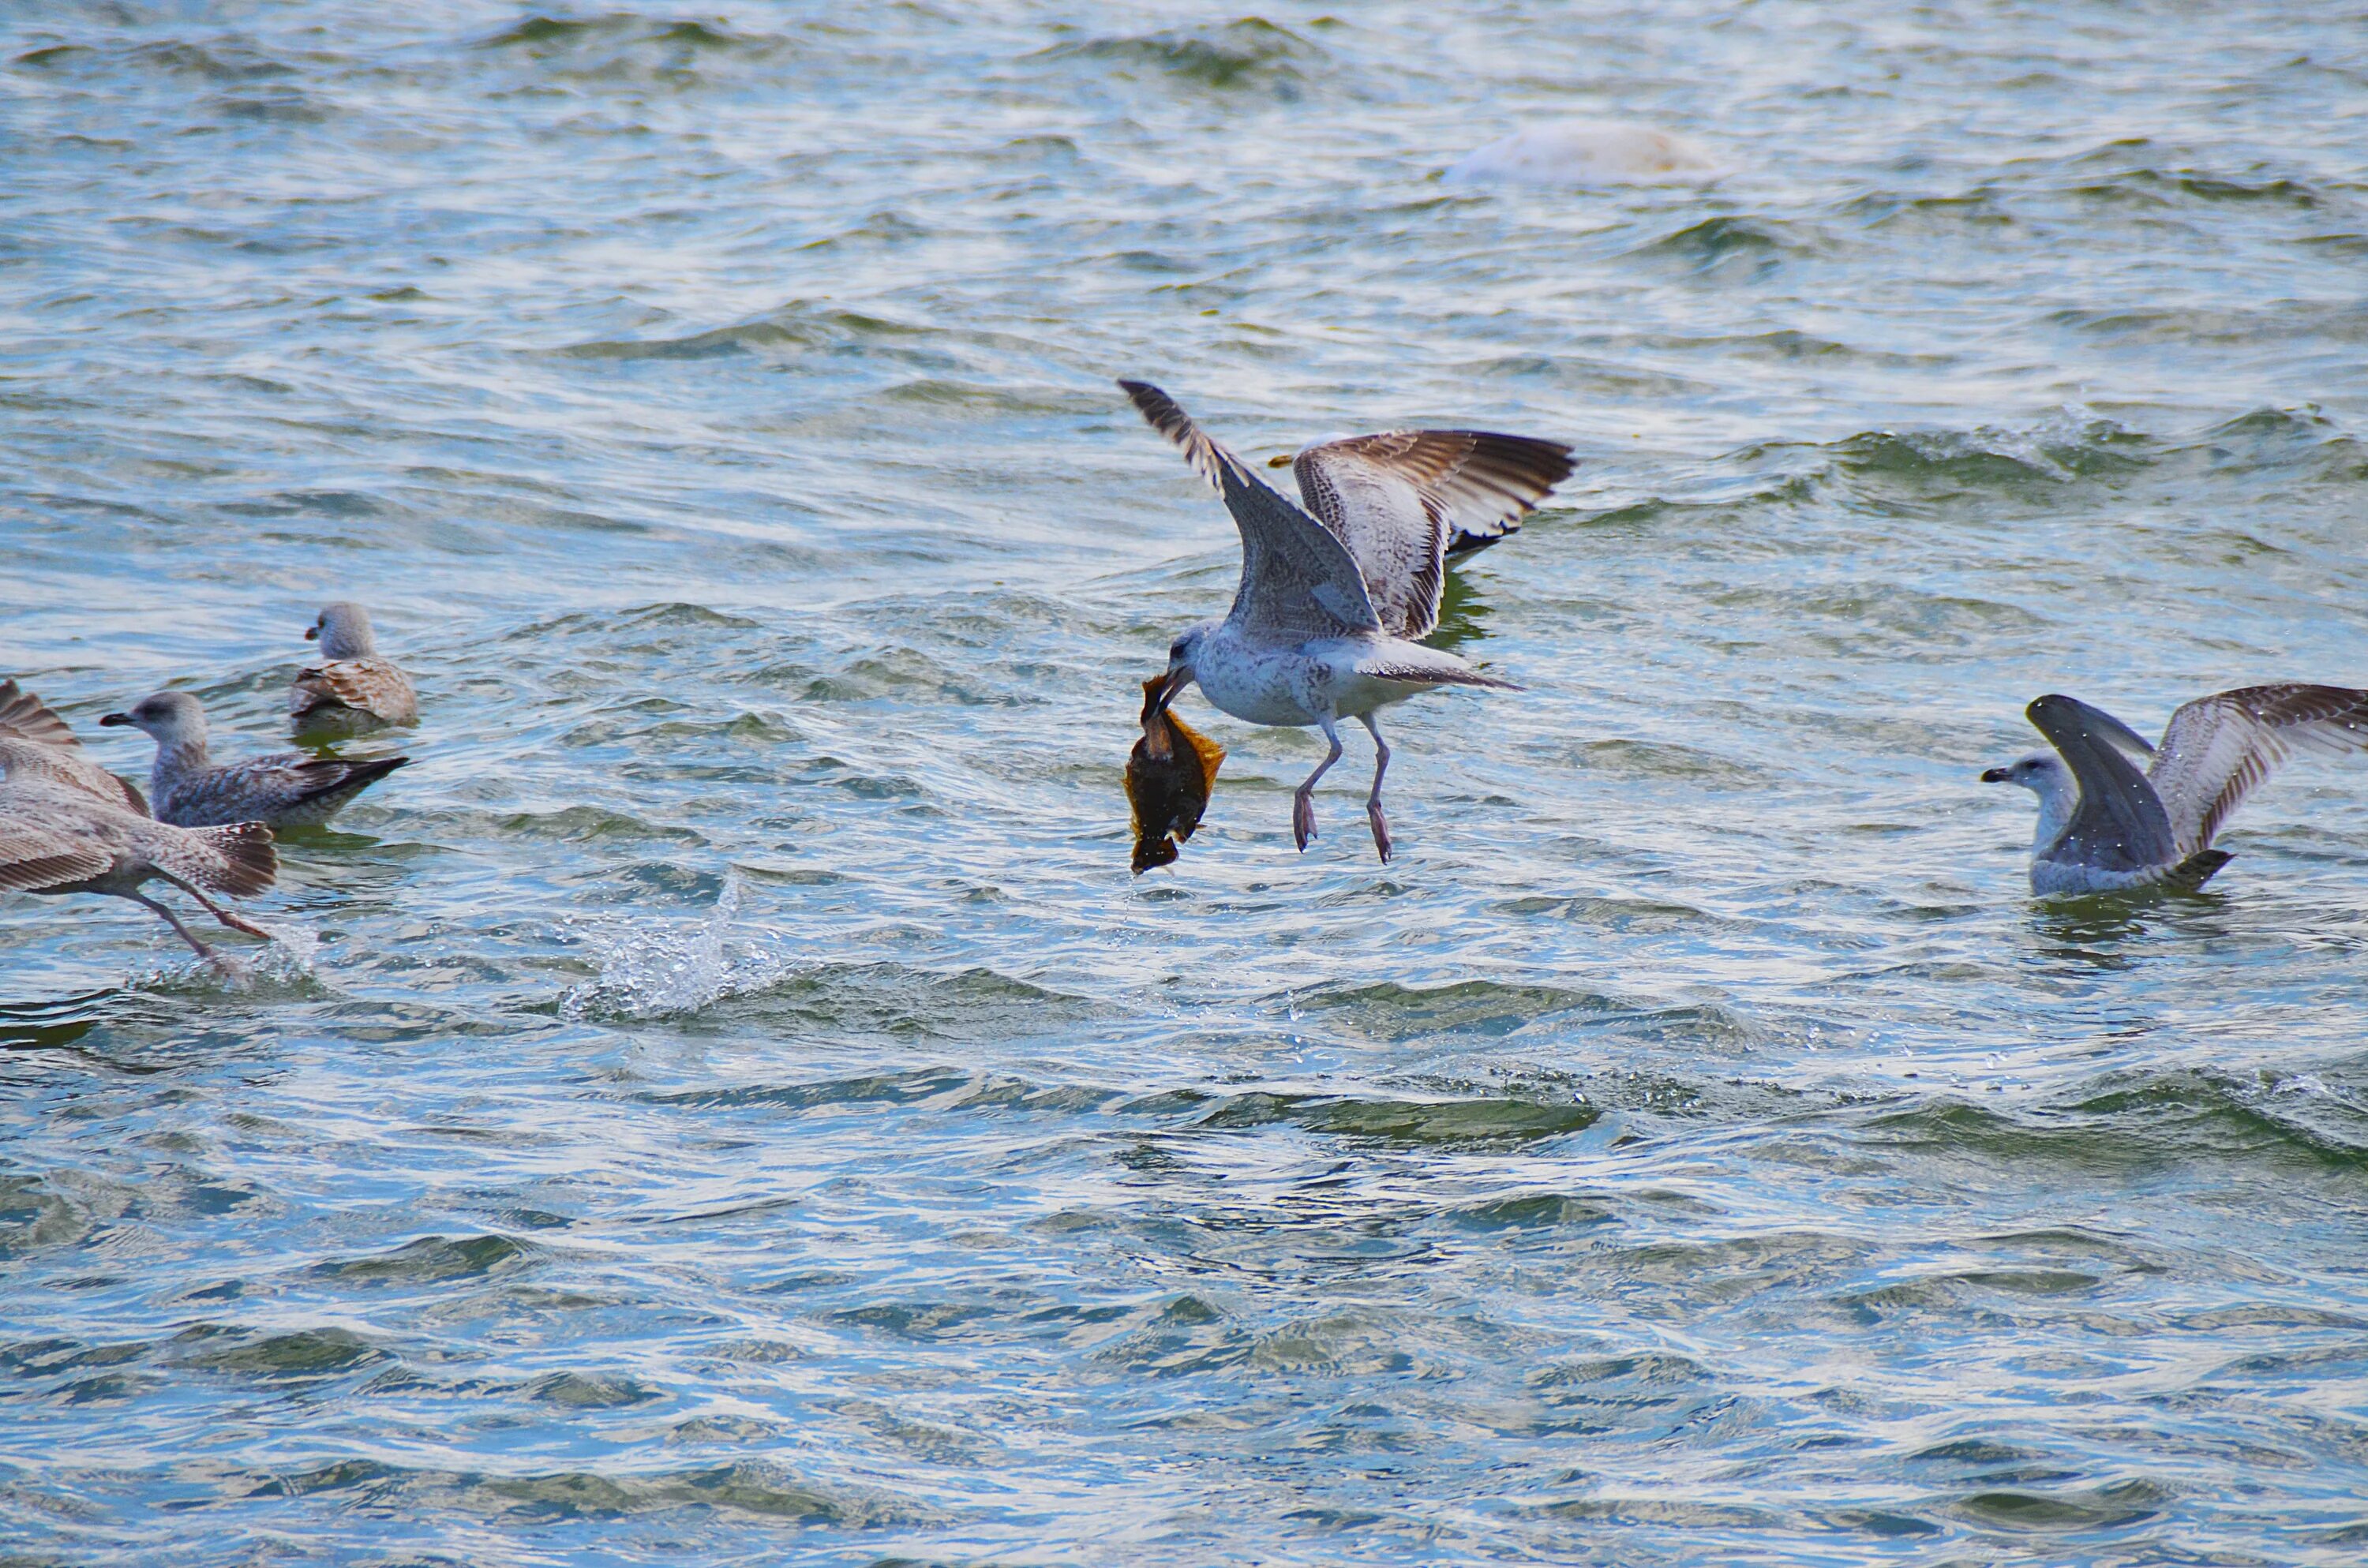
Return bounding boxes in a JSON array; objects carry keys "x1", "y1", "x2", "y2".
[{"x1": 1126, "y1": 675, "x2": 1223, "y2": 874}]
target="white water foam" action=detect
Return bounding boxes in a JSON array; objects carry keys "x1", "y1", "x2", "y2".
[{"x1": 559, "y1": 872, "x2": 794, "y2": 1021}]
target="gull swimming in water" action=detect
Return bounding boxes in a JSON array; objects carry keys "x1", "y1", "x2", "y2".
[
  {"x1": 1122, "y1": 380, "x2": 1573, "y2": 862},
  {"x1": 1, "y1": 680, "x2": 276, "y2": 960},
  {"x1": 1984, "y1": 684, "x2": 2368, "y2": 894},
  {"x1": 103, "y1": 690, "x2": 410, "y2": 829},
  {"x1": 290, "y1": 601, "x2": 418, "y2": 734}
]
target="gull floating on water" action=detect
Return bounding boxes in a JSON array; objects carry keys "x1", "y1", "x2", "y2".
[
  {"x1": 1443, "y1": 120, "x2": 1725, "y2": 189},
  {"x1": 290, "y1": 601, "x2": 418, "y2": 735},
  {"x1": 1, "y1": 679, "x2": 276, "y2": 960},
  {"x1": 1122, "y1": 380, "x2": 1573, "y2": 862},
  {"x1": 1984, "y1": 684, "x2": 2368, "y2": 894},
  {"x1": 103, "y1": 690, "x2": 410, "y2": 829}
]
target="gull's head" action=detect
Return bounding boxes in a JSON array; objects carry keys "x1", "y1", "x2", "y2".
[
  {"x1": 100, "y1": 690, "x2": 208, "y2": 749},
  {"x1": 1981, "y1": 752, "x2": 2064, "y2": 792},
  {"x1": 308, "y1": 601, "x2": 377, "y2": 658},
  {"x1": 1152, "y1": 622, "x2": 1214, "y2": 713}
]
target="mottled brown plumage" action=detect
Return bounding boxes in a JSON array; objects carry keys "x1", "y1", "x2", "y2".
[
  {"x1": 290, "y1": 601, "x2": 418, "y2": 734},
  {"x1": 0, "y1": 681, "x2": 276, "y2": 960},
  {"x1": 0, "y1": 679, "x2": 148, "y2": 814},
  {"x1": 1288, "y1": 428, "x2": 1575, "y2": 638}
]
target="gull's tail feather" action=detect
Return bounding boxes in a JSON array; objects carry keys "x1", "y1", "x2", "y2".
[
  {"x1": 292, "y1": 754, "x2": 410, "y2": 810},
  {"x1": 186, "y1": 821, "x2": 277, "y2": 896},
  {"x1": 1362, "y1": 664, "x2": 1523, "y2": 692},
  {"x1": 2169, "y1": 849, "x2": 2234, "y2": 889},
  {"x1": 1356, "y1": 641, "x2": 1523, "y2": 692}
]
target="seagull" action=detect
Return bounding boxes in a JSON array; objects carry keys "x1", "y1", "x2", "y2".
[
  {"x1": 102, "y1": 690, "x2": 410, "y2": 829},
  {"x1": 1122, "y1": 380, "x2": 1573, "y2": 862},
  {"x1": 1983, "y1": 684, "x2": 2368, "y2": 895},
  {"x1": 1, "y1": 679, "x2": 276, "y2": 961},
  {"x1": 290, "y1": 601, "x2": 418, "y2": 735}
]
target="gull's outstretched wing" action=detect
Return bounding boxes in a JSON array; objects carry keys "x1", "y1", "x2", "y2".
[
  {"x1": 1291, "y1": 430, "x2": 1573, "y2": 637},
  {"x1": 2147, "y1": 684, "x2": 2368, "y2": 855},
  {"x1": 0, "y1": 679, "x2": 149, "y2": 814},
  {"x1": 0, "y1": 808, "x2": 111, "y2": 893},
  {"x1": 2028, "y1": 694, "x2": 2178, "y2": 876},
  {"x1": 2044, "y1": 694, "x2": 2158, "y2": 758},
  {"x1": 1119, "y1": 381, "x2": 1380, "y2": 638}
]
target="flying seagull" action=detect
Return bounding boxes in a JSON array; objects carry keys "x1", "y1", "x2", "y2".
[
  {"x1": 1983, "y1": 684, "x2": 2368, "y2": 894},
  {"x1": 103, "y1": 690, "x2": 410, "y2": 829},
  {"x1": 290, "y1": 601, "x2": 418, "y2": 735},
  {"x1": 1122, "y1": 380, "x2": 1573, "y2": 862},
  {"x1": 0, "y1": 679, "x2": 276, "y2": 961}
]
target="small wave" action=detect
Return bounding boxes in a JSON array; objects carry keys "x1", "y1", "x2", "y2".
[
  {"x1": 474, "y1": 13, "x2": 798, "y2": 86},
  {"x1": 560, "y1": 873, "x2": 795, "y2": 1021},
  {"x1": 1036, "y1": 17, "x2": 1323, "y2": 95},
  {"x1": 560, "y1": 301, "x2": 941, "y2": 363},
  {"x1": 1628, "y1": 215, "x2": 1819, "y2": 276}
]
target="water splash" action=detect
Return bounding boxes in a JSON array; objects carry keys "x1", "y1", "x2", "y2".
[{"x1": 560, "y1": 873, "x2": 793, "y2": 1021}]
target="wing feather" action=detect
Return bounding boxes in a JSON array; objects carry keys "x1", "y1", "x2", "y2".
[
  {"x1": 2028, "y1": 694, "x2": 2178, "y2": 874},
  {"x1": 0, "y1": 680, "x2": 151, "y2": 814},
  {"x1": 0, "y1": 817, "x2": 112, "y2": 893},
  {"x1": 1119, "y1": 381, "x2": 1379, "y2": 637},
  {"x1": 1292, "y1": 430, "x2": 1573, "y2": 637},
  {"x1": 2149, "y1": 684, "x2": 2368, "y2": 854},
  {"x1": 291, "y1": 659, "x2": 417, "y2": 726}
]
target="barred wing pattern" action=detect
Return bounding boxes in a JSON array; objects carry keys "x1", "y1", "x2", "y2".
[
  {"x1": 2149, "y1": 684, "x2": 2368, "y2": 855},
  {"x1": 291, "y1": 657, "x2": 418, "y2": 728},
  {"x1": 1291, "y1": 431, "x2": 1575, "y2": 638},
  {"x1": 0, "y1": 679, "x2": 149, "y2": 814},
  {"x1": 0, "y1": 810, "x2": 112, "y2": 893},
  {"x1": 0, "y1": 777, "x2": 275, "y2": 896},
  {"x1": 1119, "y1": 381, "x2": 1381, "y2": 638}
]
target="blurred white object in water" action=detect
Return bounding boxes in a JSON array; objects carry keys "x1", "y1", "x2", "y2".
[{"x1": 1444, "y1": 121, "x2": 1725, "y2": 187}]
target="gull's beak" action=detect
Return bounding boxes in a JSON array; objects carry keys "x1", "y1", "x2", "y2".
[
  {"x1": 1979, "y1": 766, "x2": 2009, "y2": 784},
  {"x1": 1144, "y1": 667, "x2": 1190, "y2": 723},
  {"x1": 304, "y1": 625, "x2": 319, "y2": 641},
  {"x1": 1265, "y1": 453, "x2": 1293, "y2": 468},
  {"x1": 99, "y1": 712, "x2": 131, "y2": 727}
]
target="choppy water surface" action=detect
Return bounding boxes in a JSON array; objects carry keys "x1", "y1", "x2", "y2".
[{"x1": 6, "y1": 2, "x2": 2368, "y2": 1562}]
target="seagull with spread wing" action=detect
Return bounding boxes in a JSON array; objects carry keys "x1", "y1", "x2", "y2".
[
  {"x1": 0, "y1": 679, "x2": 278, "y2": 962},
  {"x1": 1122, "y1": 380, "x2": 1573, "y2": 863},
  {"x1": 1983, "y1": 684, "x2": 2368, "y2": 895}
]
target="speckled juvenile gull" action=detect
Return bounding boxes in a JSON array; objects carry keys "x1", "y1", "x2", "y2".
[
  {"x1": 290, "y1": 601, "x2": 418, "y2": 735},
  {"x1": 103, "y1": 690, "x2": 410, "y2": 829},
  {"x1": 1122, "y1": 380, "x2": 1572, "y2": 863},
  {"x1": 1984, "y1": 684, "x2": 2368, "y2": 895},
  {"x1": 0, "y1": 680, "x2": 276, "y2": 960}
]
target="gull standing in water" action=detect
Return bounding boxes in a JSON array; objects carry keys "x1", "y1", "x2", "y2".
[
  {"x1": 1984, "y1": 684, "x2": 2368, "y2": 894},
  {"x1": 1122, "y1": 380, "x2": 1573, "y2": 862},
  {"x1": 103, "y1": 690, "x2": 410, "y2": 829},
  {"x1": 0, "y1": 680, "x2": 276, "y2": 961}
]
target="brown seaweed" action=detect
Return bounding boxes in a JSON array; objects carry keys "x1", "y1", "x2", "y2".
[{"x1": 1126, "y1": 676, "x2": 1224, "y2": 874}]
